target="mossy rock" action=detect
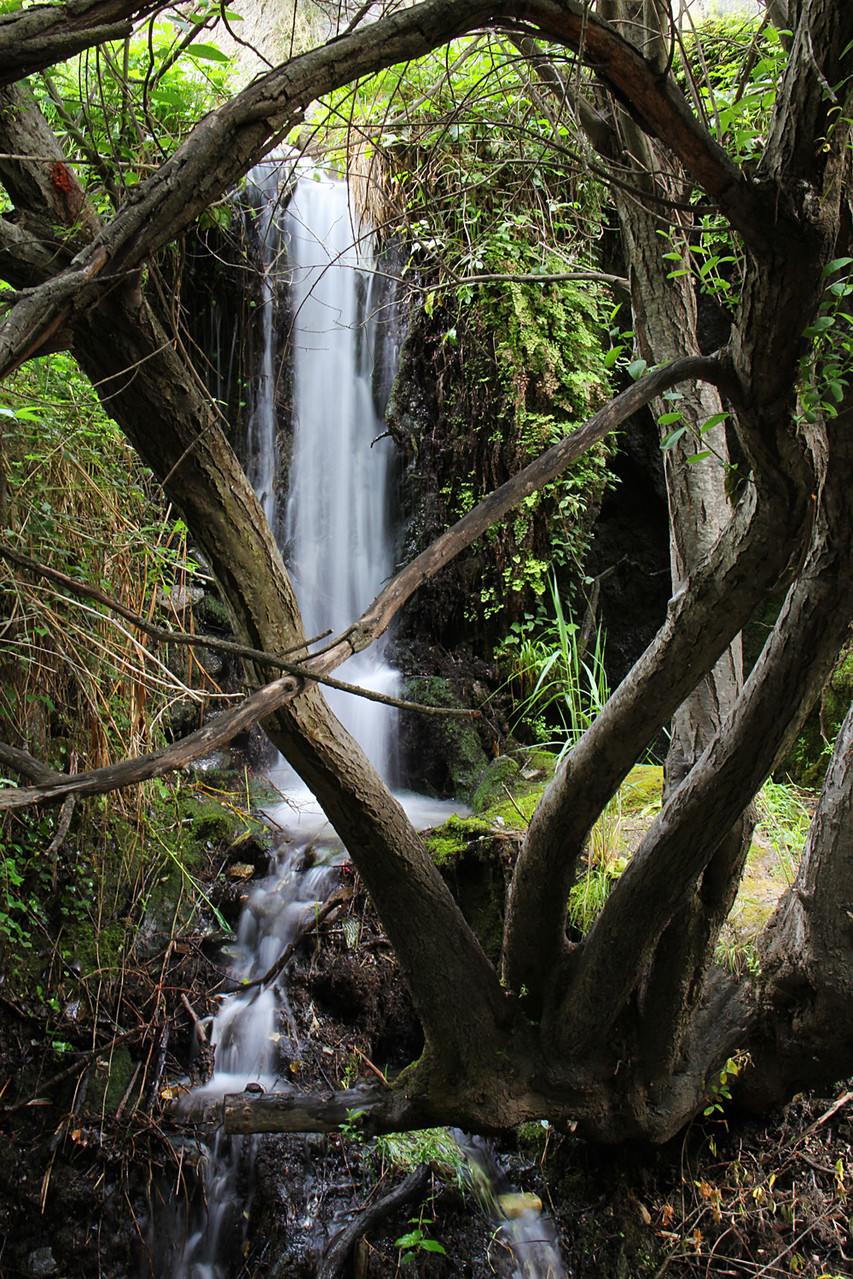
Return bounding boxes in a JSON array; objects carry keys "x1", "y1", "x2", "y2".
[
  {"x1": 784, "y1": 642, "x2": 853, "y2": 785},
  {"x1": 470, "y1": 749, "x2": 557, "y2": 818},
  {"x1": 194, "y1": 592, "x2": 232, "y2": 633},
  {"x1": 190, "y1": 800, "x2": 236, "y2": 845},
  {"x1": 87, "y1": 1045, "x2": 137, "y2": 1114},
  {"x1": 426, "y1": 814, "x2": 494, "y2": 866},
  {"x1": 401, "y1": 675, "x2": 490, "y2": 801},
  {"x1": 426, "y1": 815, "x2": 517, "y2": 963},
  {"x1": 470, "y1": 756, "x2": 520, "y2": 813},
  {"x1": 620, "y1": 764, "x2": 663, "y2": 813}
]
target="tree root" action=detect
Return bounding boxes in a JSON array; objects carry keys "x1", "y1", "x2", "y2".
[{"x1": 317, "y1": 1164, "x2": 430, "y2": 1279}]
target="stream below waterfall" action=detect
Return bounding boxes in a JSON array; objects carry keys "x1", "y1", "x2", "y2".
[{"x1": 155, "y1": 161, "x2": 565, "y2": 1279}]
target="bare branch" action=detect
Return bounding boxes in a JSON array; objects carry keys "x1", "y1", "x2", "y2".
[
  {"x1": 0, "y1": 0, "x2": 768, "y2": 376},
  {"x1": 0, "y1": 354, "x2": 720, "y2": 810},
  {"x1": 0, "y1": 672, "x2": 300, "y2": 810},
  {"x1": 0, "y1": 0, "x2": 164, "y2": 85}
]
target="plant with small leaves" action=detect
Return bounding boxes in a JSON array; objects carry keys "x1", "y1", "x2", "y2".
[
  {"x1": 339, "y1": 1107, "x2": 366, "y2": 1143},
  {"x1": 395, "y1": 1210, "x2": 446, "y2": 1265}
]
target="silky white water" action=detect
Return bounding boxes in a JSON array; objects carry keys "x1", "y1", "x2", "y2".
[
  {"x1": 163, "y1": 162, "x2": 562, "y2": 1279},
  {"x1": 164, "y1": 162, "x2": 409, "y2": 1278},
  {"x1": 282, "y1": 169, "x2": 399, "y2": 776}
]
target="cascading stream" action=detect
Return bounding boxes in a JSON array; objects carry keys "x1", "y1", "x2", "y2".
[
  {"x1": 163, "y1": 160, "x2": 403, "y2": 1278},
  {"x1": 283, "y1": 169, "x2": 400, "y2": 778},
  {"x1": 162, "y1": 160, "x2": 564, "y2": 1279}
]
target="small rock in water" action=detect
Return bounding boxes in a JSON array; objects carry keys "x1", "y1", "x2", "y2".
[
  {"x1": 26, "y1": 1248, "x2": 59, "y2": 1278},
  {"x1": 498, "y1": 1192, "x2": 543, "y2": 1219},
  {"x1": 244, "y1": 1081, "x2": 265, "y2": 1094},
  {"x1": 227, "y1": 863, "x2": 256, "y2": 880}
]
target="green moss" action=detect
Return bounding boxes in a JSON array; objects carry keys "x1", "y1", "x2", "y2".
[
  {"x1": 482, "y1": 790, "x2": 540, "y2": 831},
  {"x1": 72, "y1": 919, "x2": 129, "y2": 982},
  {"x1": 516, "y1": 1120, "x2": 550, "y2": 1157},
  {"x1": 88, "y1": 1045, "x2": 136, "y2": 1114},
  {"x1": 426, "y1": 814, "x2": 515, "y2": 962},
  {"x1": 470, "y1": 756, "x2": 521, "y2": 813},
  {"x1": 194, "y1": 592, "x2": 232, "y2": 632},
  {"x1": 426, "y1": 814, "x2": 493, "y2": 866},
  {"x1": 190, "y1": 800, "x2": 236, "y2": 845},
  {"x1": 471, "y1": 749, "x2": 557, "y2": 817},
  {"x1": 784, "y1": 643, "x2": 853, "y2": 785},
  {"x1": 620, "y1": 765, "x2": 663, "y2": 813},
  {"x1": 403, "y1": 676, "x2": 491, "y2": 802}
]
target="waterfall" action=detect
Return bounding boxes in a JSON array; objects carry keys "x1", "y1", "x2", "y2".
[
  {"x1": 157, "y1": 163, "x2": 564, "y2": 1279},
  {"x1": 285, "y1": 168, "x2": 400, "y2": 779},
  {"x1": 159, "y1": 163, "x2": 404, "y2": 1277},
  {"x1": 160, "y1": 851, "x2": 337, "y2": 1279}
]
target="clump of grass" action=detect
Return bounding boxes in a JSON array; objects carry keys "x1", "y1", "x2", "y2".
[
  {"x1": 757, "y1": 778, "x2": 813, "y2": 882},
  {"x1": 376, "y1": 1128, "x2": 468, "y2": 1189},
  {"x1": 497, "y1": 573, "x2": 609, "y2": 758}
]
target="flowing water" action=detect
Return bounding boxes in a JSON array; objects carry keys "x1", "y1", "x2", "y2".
[{"x1": 162, "y1": 160, "x2": 564, "y2": 1279}]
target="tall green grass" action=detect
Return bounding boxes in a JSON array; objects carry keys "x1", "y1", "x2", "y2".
[{"x1": 497, "y1": 574, "x2": 609, "y2": 757}]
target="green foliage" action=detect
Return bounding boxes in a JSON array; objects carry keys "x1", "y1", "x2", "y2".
[
  {"x1": 395, "y1": 1215, "x2": 446, "y2": 1264},
  {"x1": 662, "y1": 18, "x2": 788, "y2": 316},
  {"x1": 497, "y1": 574, "x2": 609, "y2": 755},
  {"x1": 317, "y1": 36, "x2": 615, "y2": 627},
  {"x1": 798, "y1": 257, "x2": 853, "y2": 426},
  {"x1": 35, "y1": 5, "x2": 234, "y2": 212},
  {"x1": 702, "y1": 1052, "x2": 750, "y2": 1118},
  {"x1": 756, "y1": 779, "x2": 812, "y2": 882},
  {"x1": 377, "y1": 1128, "x2": 468, "y2": 1188},
  {"x1": 339, "y1": 1107, "x2": 366, "y2": 1143},
  {"x1": 0, "y1": 354, "x2": 204, "y2": 774},
  {"x1": 0, "y1": 353, "x2": 233, "y2": 1009},
  {"x1": 567, "y1": 825, "x2": 625, "y2": 936}
]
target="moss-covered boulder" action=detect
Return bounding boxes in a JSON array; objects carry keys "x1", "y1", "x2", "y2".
[
  {"x1": 470, "y1": 749, "x2": 556, "y2": 817},
  {"x1": 398, "y1": 675, "x2": 491, "y2": 801},
  {"x1": 426, "y1": 815, "x2": 518, "y2": 963},
  {"x1": 784, "y1": 643, "x2": 853, "y2": 785}
]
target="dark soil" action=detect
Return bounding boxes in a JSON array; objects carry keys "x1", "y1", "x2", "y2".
[{"x1": 1, "y1": 847, "x2": 852, "y2": 1279}]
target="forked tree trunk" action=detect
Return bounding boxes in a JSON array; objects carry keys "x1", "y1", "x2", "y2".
[{"x1": 0, "y1": 0, "x2": 852, "y2": 1144}]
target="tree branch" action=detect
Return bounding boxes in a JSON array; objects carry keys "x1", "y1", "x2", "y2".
[
  {"x1": 0, "y1": 0, "x2": 770, "y2": 378},
  {"x1": 502, "y1": 467, "x2": 805, "y2": 1013},
  {"x1": 0, "y1": 542, "x2": 478, "y2": 724},
  {"x1": 0, "y1": 354, "x2": 718, "y2": 811},
  {"x1": 0, "y1": 0, "x2": 164, "y2": 85},
  {"x1": 223, "y1": 1082, "x2": 422, "y2": 1137},
  {"x1": 317, "y1": 1165, "x2": 431, "y2": 1279},
  {"x1": 565, "y1": 430, "x2": 853, "y2": 1049},
  {"x1": 0, "y1": 673, "x2": 300, "y2": 809}
]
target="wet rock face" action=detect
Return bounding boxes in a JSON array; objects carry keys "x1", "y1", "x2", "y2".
[{"x1": 391, "y1": 638, "x2": 506, "y2": 799}]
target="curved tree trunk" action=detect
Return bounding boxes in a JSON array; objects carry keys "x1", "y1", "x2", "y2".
[{"x1": 1, "y1": 0, "x2": 853, "y2": 1146}]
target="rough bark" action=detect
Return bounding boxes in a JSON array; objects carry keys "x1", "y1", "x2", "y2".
[
  {"x1": 748, "y1": 678, "x2": 853, "y2": 1105},
  {"x1": 0, "y1": 0, "x2": 162, "y2": 85},
  {"x1": 0, "y1": 0, "x2": 852, "y2": 1144}
]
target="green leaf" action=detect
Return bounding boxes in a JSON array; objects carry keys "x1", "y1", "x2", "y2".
[
  {"x1": 822, "y1": 256, "x2": 853, "y2": 276},
  {"x1": 188, "y1": 42, "x2": 231, "y2": 62},
  {"x1": 395, "y1": 1232, "x2": 422, "y2": 1249},
  {"x1": 700, "y1": 412, "x2": 728, "y2": 433},
  {"x1": 657, "y1": 411, "x2": 683, "y2": 426},
  {"x1": 660, "y1": 426, "x2": 688, "y2": 450},
  {"x1": 686, "y1": 450, "x2": 712, "y2": 464},
  {"x1": 420, "y1": 1241, "x2": 446, "y2": 1253},
  {"x1": 627, "y1": 358, "x2": 647, "y2": 380},
  {"x1": 603, "y1": 345, "x2": 624, "y2": 368},
  {"x1": 803, "y1": 316, "x2": 835, "y2": 338}
]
